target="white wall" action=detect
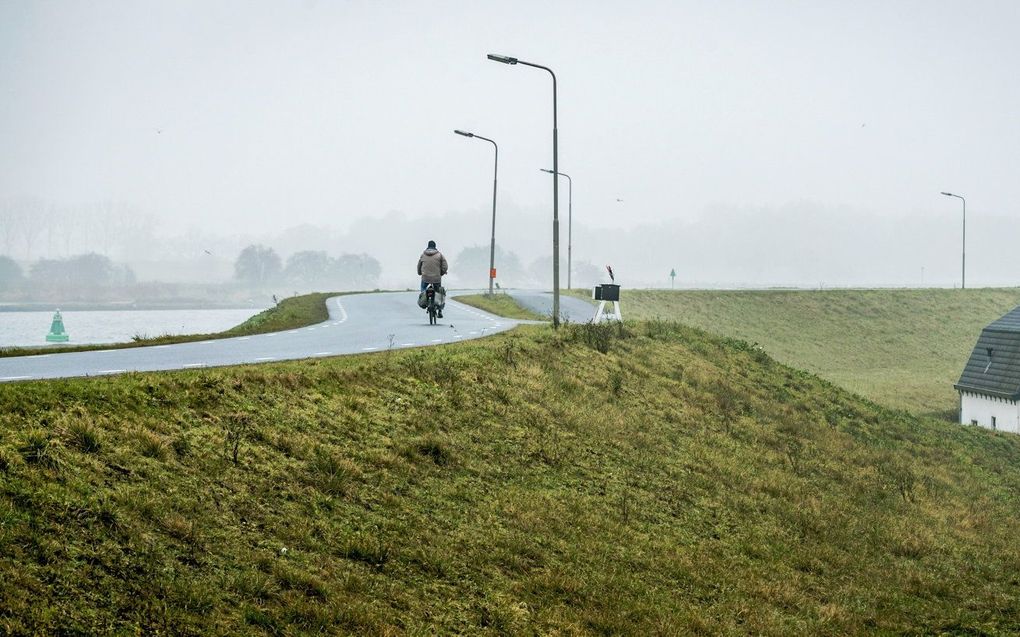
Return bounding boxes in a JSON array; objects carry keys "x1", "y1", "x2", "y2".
[{"x1": 960, "y1": 392, "x2": 1020, "y2": 434}]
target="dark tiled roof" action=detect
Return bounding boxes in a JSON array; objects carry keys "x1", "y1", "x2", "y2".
[{"x1": 956, "y1": 306, "x2": 1020, "y2": 398}]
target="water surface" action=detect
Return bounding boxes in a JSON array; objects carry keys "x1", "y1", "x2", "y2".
[{"x1": 0, "y1": 308, "x2": 263, "y2": 347}]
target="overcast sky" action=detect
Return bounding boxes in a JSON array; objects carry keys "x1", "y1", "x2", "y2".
[{"x1": 2, "y1": 1, "x2": 1018, "y2": 270}]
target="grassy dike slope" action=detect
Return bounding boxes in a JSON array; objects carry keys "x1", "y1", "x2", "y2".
[
  {"x1": 585, "y1": 288, "x2": 1020, "y2": 417},
  {"x1": 3, "y1": 322, "x2": 1020, "y2": 634}
]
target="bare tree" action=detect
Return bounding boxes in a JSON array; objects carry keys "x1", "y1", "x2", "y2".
[
  {"x1": 234, "y1": 244, "x2": 282, "y2": 289},
  {"x1": 18, "y1": 198, "x2": 45, "y2": 260},
  {"x1": 0, "y1": 199, "x2": 22, "y2": 256}
]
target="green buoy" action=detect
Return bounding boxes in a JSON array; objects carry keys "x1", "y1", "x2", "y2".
[{"x1": 46, "y1": 309, "x2": 70, "y2": 343}]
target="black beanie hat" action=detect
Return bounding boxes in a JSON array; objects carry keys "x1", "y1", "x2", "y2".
[{"x1": 427, "y1": 240, "x2": 437, "y2": 249}]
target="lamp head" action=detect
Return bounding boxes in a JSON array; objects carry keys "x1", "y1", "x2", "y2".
[
  {"x1": 454, "y1": 130, "x2": 474, "y2": 138},
  {"x1": 540, "y1": 168, "x2": 554, "y2": 174},
  {"x1": 487, "y1": 54, "x2": 518, "y2": 65},
  {"x1": 941, "y1": 191, "x2": 953, "y2": 197}
]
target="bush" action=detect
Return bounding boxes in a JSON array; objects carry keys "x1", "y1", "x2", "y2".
[
  {"x1": 570, "y1": 322, "x2": 622, "y2": 354},
  {"x1": 136, "y1": 431, "x2": 167, "y2": 460},
  {"x1": 307, "y1": 448, "x2": 361, "y2": 496},
  {"x1": 0, "y1": 446, "x2": 16, "y2": 473},
  {"x1": 19, "y1": 430, "x2": 62, "y2": 469},
  {"x1": 340, "y1": 533, "x2": 391, "y2": 568},
  {"x1": 66, "y1": 420, "x2": 102, "y2": 454},
  {"x1": 405, "y1": 436, "x2": 452, "y2": 466},
  {"x1": 171, "y1": 435, "x2": 191, "y2": 458}
]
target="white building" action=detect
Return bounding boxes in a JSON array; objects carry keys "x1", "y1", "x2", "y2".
[{"x1": 955, "y1": 306, "x2": 1020, "y2": 434}]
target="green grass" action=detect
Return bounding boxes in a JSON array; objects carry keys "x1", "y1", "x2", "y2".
[
  {"x1": 3, "y1": 322, "x2": 1020, "y2": 634},
  {"x1": 0, "y1": 292, "x2": 343, "y2": 358},
  {"x1": 453, "y1": 293, "x2": 545, "y2": 320},
  {"x1": 569, "y1": 288, "x2": 1020, "y2": 417}
]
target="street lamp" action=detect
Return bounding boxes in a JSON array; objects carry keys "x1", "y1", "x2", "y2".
[
  {"x1": 488, "y1": 53, "x2": 561, "y2": 327},
  {"x1": 941, "y1": 191, "x2": 966, "y2": 289},
  {"x1": 541, "y1": 168, "x2": 572, "y2": 289},
  {"x1": 455, "y1": 129, "x2": 499, "y2": 295}
]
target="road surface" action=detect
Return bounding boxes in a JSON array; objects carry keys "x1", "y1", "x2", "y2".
[
  {"x1": 505, "y1": 290, "x2": 596, "y2": 323},
  {"x1": 0, "y1": 292, "x2": 524, "y2": 383}
]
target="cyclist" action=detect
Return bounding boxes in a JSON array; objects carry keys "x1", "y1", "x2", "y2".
[{"x1": 417, "y1": 240, "x2": 448, "y2": 318}]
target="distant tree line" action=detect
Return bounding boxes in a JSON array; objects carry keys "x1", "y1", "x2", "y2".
[
  {"x1": 233, "y1": 245, "x2": 381, "y2": 292},
  {"x1": 0, "y1": 253, "x2": 136, "y2": 300},
  {"x1": 0, "y1": 244, "x2": 384, "y2": 302}
]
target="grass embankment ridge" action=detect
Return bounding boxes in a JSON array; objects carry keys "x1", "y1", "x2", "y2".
[
  {"x1": 0, "y1": 292, "x2": 342, "y2": 359},
  {"x1": 453, "y1": 293, "x2": 546, "y2": 321},
  {"x1": 570, "y1": 288, "x2": 1020, "y2": 417},
  {"x1": 3, "y1": 321, "x2": 1020, "y2": 634}
]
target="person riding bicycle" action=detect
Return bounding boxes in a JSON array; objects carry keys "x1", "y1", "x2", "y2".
[{"x1": 417, "y1": 240, "x2": 448, "y2": 318}]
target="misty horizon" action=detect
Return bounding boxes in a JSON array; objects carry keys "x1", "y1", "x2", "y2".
[
  {"x1": 2, "y1": 1, "x2": 1018, "y2": 291},
  {"x1": 3, "y1": 197, "x2": 1016, "y2": 290}
]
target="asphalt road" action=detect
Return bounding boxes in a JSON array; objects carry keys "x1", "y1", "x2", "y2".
[
  {"x1": 0, "y1": 292, "x2": 522, "y2": 383},
  {"x1": 505, "y1": 290, "x2": 597, "y2": 323}
]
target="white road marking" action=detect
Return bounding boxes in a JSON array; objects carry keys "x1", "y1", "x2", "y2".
[
  {"x1": 238, "y1": 337, "x2": 250, "y2": 341},
  {"x1": 255, "y1": 357, "x2": 276, "y2": 362},
  {"x1": 1, "y1": 376, "x2": 32, "y2": 381},
  {"x1": 469, "y1": 331, "x2": 478, "y2": 335},
  {"x1": 183, "y1": 363, "x2": 207, "y2": 369},
  {"x1": 362, "y1": 347, "x2": 377, "y2": 351},
  {"x1": 265, "y1": 334, "x2": 277, "y2": 338},
  {"x1": 401, "y1": 343, "x2": 415, "y2": 347},
  {"x1": 314, "y1": 351, "x2": 331, "y2": 356},
  {"x1": 335, "y1": 302, "x2": 348, "y2": 323},
  {"x1": 453, "y1": 335, "x2": 463, "y2": 338},
  {"x1": 431, "y1": 339, "x2": 442, "y2": 343},
  {"x1": 154, "y1": 345, "x2": 171, "y2": 349},
  {"x1": 96, "y1": 369, "x2": 126, "y2": 375}
]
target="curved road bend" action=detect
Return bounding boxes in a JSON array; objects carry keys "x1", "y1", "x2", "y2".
[
  {"x1": 0, "y1": 292, "x2": 523, "y2": 383},
  {"x1": 505, "y1": 290, "x2": 596, "y2": 323}
]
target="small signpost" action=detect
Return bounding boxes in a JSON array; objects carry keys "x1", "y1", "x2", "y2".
[
  {"x1": 592, "y1": 265, "x2": 622, "y2": 322},
  {"x1": 670, "y1": 268, "x2": 676, "y2": 289}
]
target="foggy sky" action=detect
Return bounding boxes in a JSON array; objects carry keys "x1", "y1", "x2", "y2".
[{"x1": 2, "y1": 1, "x2": 1019, "y2": 287}]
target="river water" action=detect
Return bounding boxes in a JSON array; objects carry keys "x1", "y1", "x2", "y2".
[{"x1": 0, "y1": 308, "x2": 264, "y2": 348}]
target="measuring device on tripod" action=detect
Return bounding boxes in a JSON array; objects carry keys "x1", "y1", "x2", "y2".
[{"x1": 592, "y1": 265, "x2": 622, "y2": 322}]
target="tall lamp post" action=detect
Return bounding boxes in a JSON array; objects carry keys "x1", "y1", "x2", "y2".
[
  {"x1": 540, "y1": 168, "x2": 572, "y2": 289},
  {"x1": 941, "y1": 191, "x2": 966, "y2": 289},
  {"x1": 455, "y1": 129, "x2": 499, "y2": 295},
  {"x1": 488, "y1": 53, "x2": 561, "y2": 327}
]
